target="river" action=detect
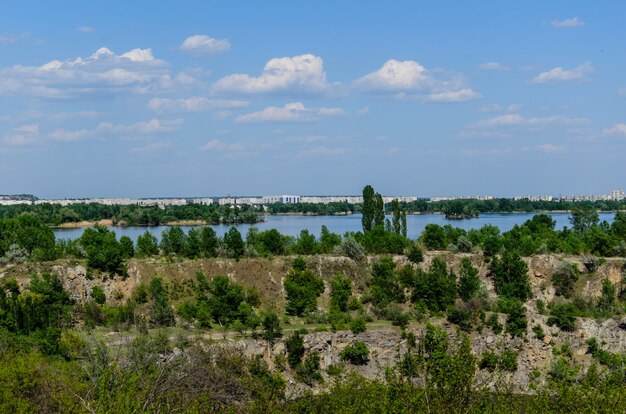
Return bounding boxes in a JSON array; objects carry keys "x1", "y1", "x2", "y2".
[{"x1": 52, "y1": 212, "x2": 617, "y2": 242}]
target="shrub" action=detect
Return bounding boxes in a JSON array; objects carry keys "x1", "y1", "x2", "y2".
[
  {"x1": 532, "y1": 324, "x2": 545, "y2": 340},
  {"x1": 295, "y1": 352, "x2": 323, "y2": 385},
  {"x1": 90, "y1": 285, "x2": 106, "y2": 305},
  {"x1": 261, "y1": 312, "x2": 282, "y2": 342},
  {"x1": 284, "y1": 258, "x2": 325, "y2": 316},
  {"x1": 489, "y1": 252, "x2": 531, "y2": 301},
  {"x1": 552, "y1": 262, "x2": 579, "y2": 298},
  {"x1": 340, "y1": 341, "x2": 370, "y2": 365},
  {"x1": 406, "y1": 243, "x2": 424, "y2": 264},
  {"x1": 350, "y1": 317, "x2": 367, "y2": 334},
  {"x1": 499, "y1": 350, "x2": 518, "y2": 372},
  {"x1": 285, "y1": 331, "x2": 305, "y2": 368},
  {"x1": 547, "y1": 303, "x2": 577, "y2": 332},
  {"x1": 458, "y1": 258, "x2": 481, "y2": 301},
  {"x1": 330, "y1": 273, "x2": 352, "y2": 312},
  {"x1": 480, "y1": 351, "x2": 499, "y2": 372},
  {"x1": 447, "y1": 306, "x2": 472, "y2": 332},
  {"x1": 335, "y1": 237, "x2": 365, "y2": 261}
]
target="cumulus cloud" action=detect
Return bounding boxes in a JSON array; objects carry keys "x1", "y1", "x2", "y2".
[
  {"x1": 537, "y1": 143, "x2": 564, "y2": 153},
  {"x1": 354, "y1": 59, "x2": 480, "y2": 102},
  {"x1": 2, "y1": 124, "x2": 40, "y2": 146},
  {"x1": 49, "y1": 129, "x2": 91, "y2": 142},
  {"x1": 296, "y1": 146, "x2": 346, "y2": 158},
  {"x1": 130, "y1": 142, "x2": 170, "y2": 153},
  {"x1": 199, "y1": 139, "x2": 245, "y2": 153},
  {"x1": 97, "y1": 118, "x2": 183, "y2": 135},
  {"x1": 212, "y1": 54, "x2": 334, "y2": 95},
  {"x1": 180, "y1": 35, "x2": 230, "y2": 55},
  {"x1": 427, "y1": 88, "x2": 482, "y2": 103},
  {"x1": 77, "y1": 26, "x2": 94, "y2": 33},
  {"x1": 603, "y1": 123, "x2": 626, "y2": 136},
  {"x1": 235, "y1": 102, "x2": 344, "y2": 124},
  {"x1": 147, "y1": 96, "x2": 248, "y2": 113},
  {"x1": 479, "y1": 62, "x2": 510, "y2": 71},
  {"x1": 530, "y1": 62, "x2": 593, "y2": 84},
  {"x1": 0, "y1": 47, "x2": 176, "y2": 99},
  {"x1": 461, "y1": 113, "x2": 588, "y2": 139},
  {"x1": 551, "y1": 17, "x2": 585, "y2": 29}
]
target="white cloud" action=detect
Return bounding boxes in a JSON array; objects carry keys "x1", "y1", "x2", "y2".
[
  {"x1": 212, "y1": 54, "x2": 334, "y2": 95},
  {"x1": 603, "y1": 123, "x2": 626, "y2": 136},
  {"x1": 77, "y1": 26, "x2": 94, "y2": 33},
  {"x1": 2, "y1": 124, "x2": 40, "y2": 146},
  {"x1": 479, "y1": 62, "x2": 510, "y2": 71},
  {"x1": 427, "y1": 88, "x2": 482, "y2": 103},
  {"x1": 0, "y1": 47, "x2": 176, "y2": 99},
  {"x1": 130, "y1": 142, "x2": 170, "y2": 153},
  {"x1": 0, "y1": 34, "x2": 17, "y2": 44},
  {"x1": 97, "y1": 118, "x2": 183, "y2": 135},
  {"x1": 354, "y1": 59, "x2": 480, "y2": 102},
  {"x1": 356, "y1": 106, "x2": 370, "y2": 116},
  {"x1": 147, "y1": 96, "x2": 249, "y2": 113},
  {"x1": 462, "y1": 113, "x2": 588, "y2": 139},
  {"x1": 551, "y1": 17, "x2": 585, "y2": 29},
  {"x1": 180, "y1": 35, "x2": 230, "y2": 55},
  {"x1": 530, "y1": 62, "x2": 593, "y2": 84},
  {"x1": 537, "y1": 143, "x2": 564, "y2": 153},
  {"x1": 49, "y1": 129, "x2": 91, "y2": 142},
  {"x1": 296, "y1": 145, "x2": 346, "y2": 158},
  {"x1": 235, "y1": 102, "x2": 344, "y2": 124},
  {"x1": 199, "y1": 139, "x2": 245, "y2": 152}
]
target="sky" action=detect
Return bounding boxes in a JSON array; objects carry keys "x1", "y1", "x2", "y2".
[{"x1": 0, "y1": 1, "x2": 625, "y2": 198}]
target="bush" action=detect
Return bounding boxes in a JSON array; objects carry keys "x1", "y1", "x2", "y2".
[
  {"x1": 335, "y1": 237, "x2": 365, "y2": 261},
  {"x1": 284, "y1": 258, "x2": 325, "y2": 316},
  {"x1": 340, "y1": 341, "x2": 370, "y2": 365},
  {"x1": 499, "y1": 350, "x2": 518, "y2": 372},
  {"x1": 533, "y1": 324, "x2": 545, "y2": 340},
  {"x1": 552, "y1": 262, "x2": 579, "y2": 298},
  {"x1": 406, "y1": 243, "x2": 424, "y2": 264},
  {"x1": 480, "y1": 351, "x2": 499, "y2": 372},
  {"x1": 547, "y1": 302, "x2": 577, "y2": 332},
  {"x1": 285, "y1": 331, "x2": 305, "y2": 368},
  {"x1": 447, "y1": 306, "x2": 472, "y2": 332},
  {"x1": 458, "y1": 258, "x2": 481, "y2": 301},
  {"x1": 489, "y1": 252, "x2": 531, "y2": 301},
  {"x1": 330, "y1": 273, "x2": 352, "y2": 312},
  {"x1": 496, "y1": 297, "x2": 527, "y2": 337},
  {"x1": 350, "y1": 317, "x2": 367, "y2": 334},
  {"x1": 90, "y1": 285, "x2": 106, "y2": 305}
]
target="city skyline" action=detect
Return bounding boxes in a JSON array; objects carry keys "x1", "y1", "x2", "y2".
[{"x1": 1, "y1": 1, "x2": 625, "y2": 198}]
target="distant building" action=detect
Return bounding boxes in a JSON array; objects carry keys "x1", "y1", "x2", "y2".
[
  {"x1": 514, "y1": 195, "x2": 553, "y2": 202},
  {"x1": 262, "y1": 195, "x2": 301, "y2": 204},
  {"x1": 430, "y1": 195, "x2": 494, "y2": 202}
]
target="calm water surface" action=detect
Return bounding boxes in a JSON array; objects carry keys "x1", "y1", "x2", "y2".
[{"x1": 52, "y1": 212, "x2": 617, "y2": 243}]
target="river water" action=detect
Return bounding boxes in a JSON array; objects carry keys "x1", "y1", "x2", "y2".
[{"x1": 52, "y1": 212, "x2": 617, "y2": 242}]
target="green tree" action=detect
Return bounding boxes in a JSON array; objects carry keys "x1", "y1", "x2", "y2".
[
  {"x1": 458, "y1": 258, "x2": 481, "y2": 301},
  {"x1": 90, "y1": 285, "x2": 106, "y2": 305},
  {"x1": 119, "y1": 236, "x2": 134, "y2": 259},
  {"x1": 284, "y1": 258, "x2": 325, "y2": 316},
  {"x1": 329, "y1": 272, "x2": 352, "y2": 312},
  {"x1": 200, "y1": 227, "x2": 218, "y2": 257},
  {"x1": 285, "y1": 330, "x2": 305, "y2": 368},
  {"x1": 160, "y1": 226, "x2": 186, "y2": 255},
  {"x1": 148, "y1": 277, "x2": 174, "y2": 326},
  {"x1": 261, "y1": 312, "x2": 282, "y2": 342},
  {"x1": 370, "y1": 256, "x2": 404, "y2": 306},
  {"x1": 136, "y1": 231, "x2": 159, "y2": 257},
  {"x1": 570, "y1": 207, "x2": 599, "y2": 234},
  {"x1": 489, "y1": 251, "x2": 531, "y2": 301},
  {"x1": 224, "y1": 227, "x2": 245, "y2": 259},
  {"x1": 361, "y1": 185, "x2": 376, "y2": 232},
  {"x1": 80, "y1": 225, "x2": 125, "y2": 274}
]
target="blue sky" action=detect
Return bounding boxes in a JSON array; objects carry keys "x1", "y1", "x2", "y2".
[{"x1": 1, "y1": 1, "x2": 625, "y2": 198}]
